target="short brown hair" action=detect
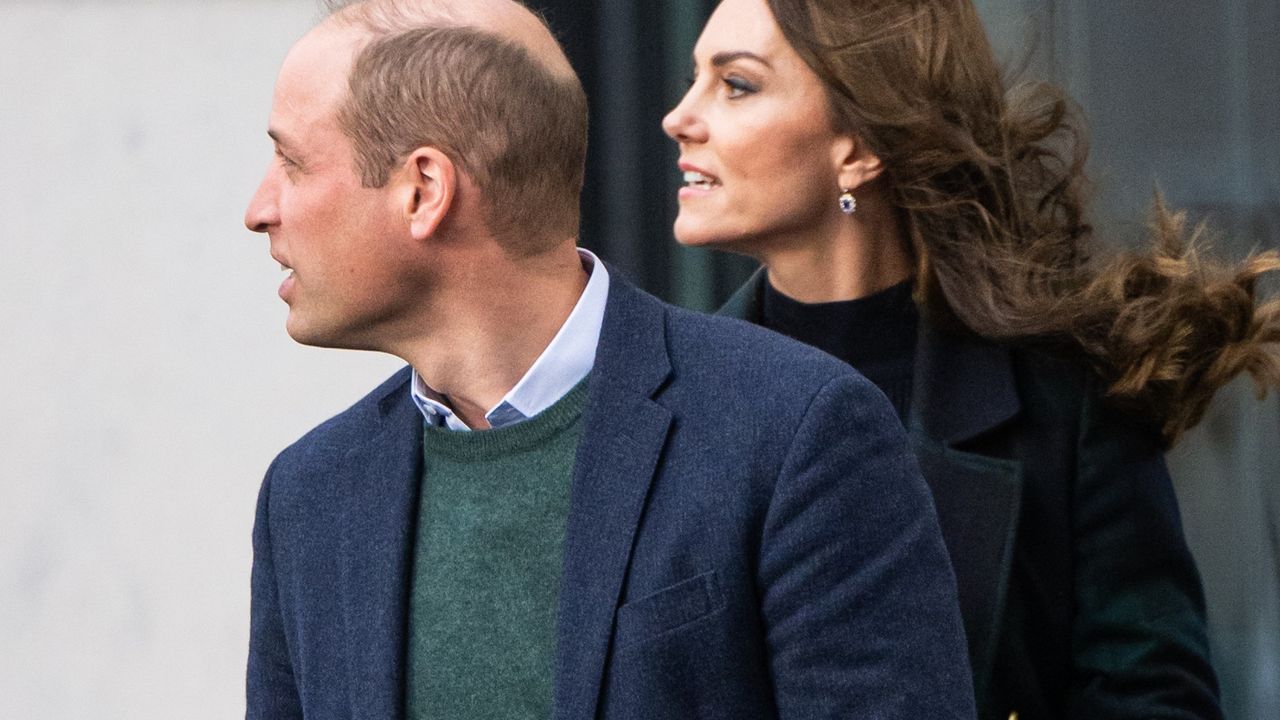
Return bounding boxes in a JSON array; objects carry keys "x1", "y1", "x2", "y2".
[{"x1": 334, "y1": 14, "x2": 588, "y2": 253}]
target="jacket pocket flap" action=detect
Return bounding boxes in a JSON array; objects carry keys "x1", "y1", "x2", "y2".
[{"x1": 615, "y1": 570, "x2": 724, "y2": 649}]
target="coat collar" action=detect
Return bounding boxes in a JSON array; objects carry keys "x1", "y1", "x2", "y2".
[
  {"x1": 721, "y1": 267, "x2": 1020, "y2": 446},
  {"x1": 911, "y1": 322, "x2": 1020, "y2": 446}
]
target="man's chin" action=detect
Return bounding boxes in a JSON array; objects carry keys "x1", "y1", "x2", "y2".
[
  {"x1": 285, "y1": 316, "x2": 340, "y2": 349},
  {"x1": 285, "y1": 317, "x2": 382, "y2": 353}
]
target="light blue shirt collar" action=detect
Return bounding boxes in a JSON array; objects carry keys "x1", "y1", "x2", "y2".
[{"x1": 410, "y1": 249, "x2": 609, "y2": 431}]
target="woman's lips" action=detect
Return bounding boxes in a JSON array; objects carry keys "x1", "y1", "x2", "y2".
[{"x1": 678, "y1": 166, "x2": 721, "y2": 199}]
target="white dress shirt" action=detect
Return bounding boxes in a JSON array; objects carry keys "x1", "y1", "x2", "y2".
[{"x1": 410, "y1": 249, "x2": 609, "y2": 431}]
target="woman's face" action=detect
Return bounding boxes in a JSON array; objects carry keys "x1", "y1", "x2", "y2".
[{"x1": 663, "y1": 0, "x2": 852, "y2": 252}]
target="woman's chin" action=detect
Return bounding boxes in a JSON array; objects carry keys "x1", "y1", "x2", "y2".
[{"x1": 673, "y1": 218, "x2": 731, "y2": 248}]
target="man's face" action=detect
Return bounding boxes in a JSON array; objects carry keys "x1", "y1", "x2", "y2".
[{"x1": 245, "y1": 23, "x2": 414, "y2": 350}]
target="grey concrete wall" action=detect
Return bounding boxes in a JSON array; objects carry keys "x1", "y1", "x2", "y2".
[{"x1": 0, "y1": 2, "x2": 402, "y2": 717}]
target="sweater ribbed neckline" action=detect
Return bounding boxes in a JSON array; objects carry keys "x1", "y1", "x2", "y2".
[{"x1": 422, "y1": 376, "x2": 590, "y2": 458}]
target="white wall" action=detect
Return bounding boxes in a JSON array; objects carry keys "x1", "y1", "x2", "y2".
[{"x1": 0, "y1": 2, "x2": 403, "y2": 717}]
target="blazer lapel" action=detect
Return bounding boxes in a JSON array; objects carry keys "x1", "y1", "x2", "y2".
[
  {"x1": 552, "y1": 274, "x2": 673, "y2": 720},
  {"x1": 338, "y1": 375, "x2": 424, "y2": 720}
]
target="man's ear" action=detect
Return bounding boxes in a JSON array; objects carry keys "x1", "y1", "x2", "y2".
[
  {"x1": 832, "y1": 135, "x2": 884, "y2": 192},
  {"x1": 399, "y1": 148, "x2": 456, "y2": 241}
]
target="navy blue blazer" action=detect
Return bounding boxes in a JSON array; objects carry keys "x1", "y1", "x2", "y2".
[
  {"x1": 246, "y1": 273, "x2": 977, "y2": 719},
  {"x1": 722, "y1": 271, "x2": 1220, "y2": 720}
]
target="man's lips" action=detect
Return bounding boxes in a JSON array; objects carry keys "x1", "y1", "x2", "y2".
[
  {"x1": 278, "y1": 271, "x2": 295, "y2": 301},
  {"x1": 272, "y1": 254, "x2": 295, "y2": 301}
]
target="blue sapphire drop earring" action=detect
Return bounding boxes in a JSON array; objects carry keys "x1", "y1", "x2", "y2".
[{"x1": 839, "y1": 189, "x2": 857, "y2": 215}]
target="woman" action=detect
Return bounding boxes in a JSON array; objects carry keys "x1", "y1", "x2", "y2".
[{"x1": 663, "y1": 0, "x2": 1280, "y2": 718}]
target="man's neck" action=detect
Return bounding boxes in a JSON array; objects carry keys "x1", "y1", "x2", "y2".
[{"x1": 394, "y1": 242, "x2": 590, "y2": 429}]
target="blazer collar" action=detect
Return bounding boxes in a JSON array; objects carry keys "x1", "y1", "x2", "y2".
[
  {"x1": 588, "y1": 265, "x2": 672, "y2": 397},
  {"x1": 720, "y1": 267, "x2": 1020, "y2": 445}
]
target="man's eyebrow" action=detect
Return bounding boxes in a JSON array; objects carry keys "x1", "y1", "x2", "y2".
[
  {"x1": 267, "y1": 129, "x2": 292, "y2": 149},
  {"x1": 709, "y1": 50, "x2": 773, "y2": 69}
]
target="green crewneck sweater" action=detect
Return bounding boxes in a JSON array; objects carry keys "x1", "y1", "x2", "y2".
[{"x1": 405, "y1": 379, "x2": 589, "y2": 720}]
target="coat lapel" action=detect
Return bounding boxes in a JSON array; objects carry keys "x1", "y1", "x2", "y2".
[
  {"x1": 909, "y1": 320, "x2": 1023, "y2": 701},
  {"x1": 552, "y1": 274, "x2": 673, "y2": 720},
  {"x1": 338, "y1": 373, "x2": 424, "y2": 720},
  {"x1": 719, "y1": 269, "x2": 1025, "y2": 700},
  {"x1": 907, "y1": 433, "x2": 1021, "y2": 701}
]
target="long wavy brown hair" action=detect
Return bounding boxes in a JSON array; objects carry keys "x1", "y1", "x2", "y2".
[{"x1": 766, "y1": 0, "x2": 1280, "y2": 444}]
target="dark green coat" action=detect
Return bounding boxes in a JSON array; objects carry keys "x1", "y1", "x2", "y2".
[{"x1": 721, "y1": 271, "x2": 1221, "y2": 720}]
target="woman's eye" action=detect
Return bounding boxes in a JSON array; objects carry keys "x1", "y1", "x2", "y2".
[{"x1": 724, "y1": 76, "x2": 758, "y2": 98}]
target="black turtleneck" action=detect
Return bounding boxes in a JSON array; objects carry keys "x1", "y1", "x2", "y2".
[{"x1": 761, "y1": 278, "x2": 918, "y2": 422}]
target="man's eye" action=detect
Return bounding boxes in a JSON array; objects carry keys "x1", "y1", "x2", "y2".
[
  {"x1": 274, "y1": 147, "x2": 300, "y2": 168},
  {"x1": 724, "y1": 76, "x2": 758, "y2": 98}
]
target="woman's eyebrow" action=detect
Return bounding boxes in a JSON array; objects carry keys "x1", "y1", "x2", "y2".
[{"x1": 692, "y1": 50, "x2": 773, "y2": 69}]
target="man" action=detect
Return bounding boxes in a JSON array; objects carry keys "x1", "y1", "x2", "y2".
[{"x1": 243, "y1": 0, "x2": 975, "y2": 718}]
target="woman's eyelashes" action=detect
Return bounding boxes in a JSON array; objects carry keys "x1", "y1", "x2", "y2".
[
  {"x1": 723, "y1": 74, "x2": 759, "y2": 98},
  {"x1": 685, "y1": 66, "x2": 761, "y2": 99}
]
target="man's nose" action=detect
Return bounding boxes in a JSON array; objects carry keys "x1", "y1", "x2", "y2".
[{"x1": 244, "y1": 171, "x2": 279, "y2": 233}]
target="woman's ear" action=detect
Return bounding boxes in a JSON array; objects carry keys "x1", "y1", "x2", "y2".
[
  {"x1": 833, "y1": 135, "x2": 884, "y2": 192},
  {"x1": 399, "y1": 147, "x2": 456, "y2": 241}
]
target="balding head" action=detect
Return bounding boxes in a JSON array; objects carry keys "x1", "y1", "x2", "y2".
[
  {"x1": 316, "y1": 0, "x2": 589, "y2": 251},
  {"x1": 326, "y1": 0, "x2": 575, "y2": 79}
]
